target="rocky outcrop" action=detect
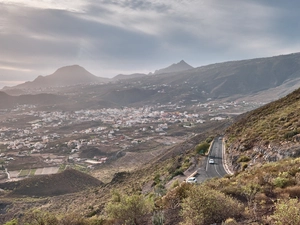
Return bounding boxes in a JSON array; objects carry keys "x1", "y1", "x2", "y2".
[{"x1": 225, "y1": 139, "x2": 300, "y2": 172}]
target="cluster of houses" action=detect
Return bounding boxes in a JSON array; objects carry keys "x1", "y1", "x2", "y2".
[{"x1": 0, "y1": 100, "x2": 263, "y2": 171}]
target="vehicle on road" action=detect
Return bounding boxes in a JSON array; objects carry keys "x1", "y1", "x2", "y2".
[
  {"x1": 186, "y1": 177, "x2": 197, "y2": 183},
  {"x1": 209, "y1": 158, "x2": 214, "y2": 164}
]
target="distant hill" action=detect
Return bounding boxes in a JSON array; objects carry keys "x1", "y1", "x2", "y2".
[
  {"x1": 153, "y1": 60, "x2": 194, "y2": 75},
  {"x1": 0, "y1": 91, "x2": 68, "y2": 109},
  {"x1": 1, "y1": 169, "x2": 103, "y2": 197},
  {"x1": 102, "y1": 88, "x2": 157, "y2": 105},
  {"x1": 112, "y1": 73, "x2": 147, "y2": 81},
  {"x1": 3, "y1": 65, "x2": 109, "y2": 90}
]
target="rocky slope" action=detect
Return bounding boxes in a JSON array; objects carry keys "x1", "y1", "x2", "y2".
[{"x1": 224, "y1": 87, "x2": 300, "y2": 171}]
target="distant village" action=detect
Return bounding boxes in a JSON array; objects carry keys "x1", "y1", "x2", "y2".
[{"x1": 0, "y1": 99, "x2": 263, "y2": 181}]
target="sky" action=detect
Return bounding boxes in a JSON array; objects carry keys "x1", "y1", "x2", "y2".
[{"x1": 1, "y1": 0, "x2": 300, "y2": 87}]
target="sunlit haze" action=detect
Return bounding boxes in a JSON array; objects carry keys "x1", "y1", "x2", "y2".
[{"x1": 1, "y1": 0, "x2": 300, "y2": 87}]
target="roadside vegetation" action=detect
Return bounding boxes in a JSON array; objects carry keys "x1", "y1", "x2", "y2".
[{"x1": 4, "y1": 154, "x2": 300, "y2": 224}]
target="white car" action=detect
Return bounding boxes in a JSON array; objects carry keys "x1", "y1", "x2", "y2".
[
  {"x1": 186, "y1": 177, "x2": 197, "y2": 183},
  {"x1": 209, "y1": 159, "x2": 214, "y2": 164}
]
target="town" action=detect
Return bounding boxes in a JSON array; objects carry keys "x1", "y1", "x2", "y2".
[{"x1": 0, "y1": 99, "x2": 263, "y2": 182}]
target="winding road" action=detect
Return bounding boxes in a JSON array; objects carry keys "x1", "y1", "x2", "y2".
[{"x1": 195, "y1": 136, "x2": 229, "y2": 183}]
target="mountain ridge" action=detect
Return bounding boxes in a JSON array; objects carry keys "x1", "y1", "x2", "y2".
[
  {"x1": 153, "y1": 60, "x2": 194, "y2": 75},
  {"x1": 2, "y1": 52, "x2": 300, "y2": 107}
]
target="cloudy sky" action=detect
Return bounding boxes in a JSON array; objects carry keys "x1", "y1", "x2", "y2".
[{"x1": 1, "y1": 0, "x2": 300, "y2": 87}]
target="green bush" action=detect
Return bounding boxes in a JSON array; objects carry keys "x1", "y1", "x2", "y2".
[
  {"x1": 4, "y1": 211, "x2": 105, "y2": 225},
  {"x1": 205, "y1": 136, "x2": 214, "y2": 143},
  {"x1": 105, "y1": 192, "x2": 152, "y2": 224},
  {"x1": 273, "y1": 177, "x2": 289, "y2": 188},
  {"x1": 162, "y1": 182, "x2": 193, "y2": 209},
  {"x1": 22, "y1": 209, "x2": 59, "y2": 225},
  {"x1": 152, "y1": 211, "x2": 164, "y2": 225},
  {"x1": 272, "y1": 198, "x2": 300, "y2": 225},
  {"x1": 237, "y1": 155, "x2": 251, "y2": 163},
  {"x1": 3, "y1": 219, "x2": 18, "y2": 225},
  {"x1": 172, "y1": 168, "x2": 184, "y2": 177},
  {"x1": 195, "y1": 142, "x2": 210, "y2": 154},
  {"x1": 181, "y1": 185, "x2": 243, "y2": 225},
  {"x1": 170, "y1": 179, "x2": 180, "y2": 189}
]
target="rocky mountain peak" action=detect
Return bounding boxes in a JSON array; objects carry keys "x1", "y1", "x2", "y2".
[{"x1": 154, "y1": 60, "x2": 194, "y2": 75}]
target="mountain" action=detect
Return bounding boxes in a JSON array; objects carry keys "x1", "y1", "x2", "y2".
[
  {"x1": 153, "y1": 60, "x2": 194, "y2": 74},
  {"x1": 37, "y1": 52, "x2": 300, "y2": 108},
  {"x1": 3, "y1": 53, "x2": 300, "y2": 107},
  {"x1": 3, "y1": 65, "x2": 109, "y2": 90},
  {"x1": 129, "y1": 52, "x2": 300, "y2": 104}
]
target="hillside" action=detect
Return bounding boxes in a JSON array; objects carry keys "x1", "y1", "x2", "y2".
[
  {"x1": 0, "y1": 91, "x2": 68, "y2": 109},
  {"x1": 140, "y1": 53, "x2": 300, "y2": 102},
  {"x1": 101, "y1": 87, "x2": 157, "y2": 105},
  {"x1": 224, "y1": 87, "x2": 300, "y2": 171},
  {"x1": 2, "y1": 98, "x2": 300, "y2": 224},
  {"x1": 95, "y1": 52, "x2": 300, "y2": 106},
  {"x1": 0, "y1": 169, "x2": 103, "y2": 197}
]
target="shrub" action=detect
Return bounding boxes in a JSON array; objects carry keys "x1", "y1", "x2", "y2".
[
  {"x1": 172, "y1": 168, "x2": 184, "y2": 177},
  {"x1": 284, "y1": 130, "x2": 299, "y2": 139},
  {"x1": 241, "y1": 163, "x2": 248, "y2": 171},
  {"x1": 283, "y1": 186, "x2": 300, "y2": 198},
  {"x1": 205, "y1": 136, "x2": 214, "y2": 143},
  {"x1": 105, "y1": 192, "x2": 152, "y2": 225},
  {"x1": 170, "y1": 179, "x2": 180, "y2": 189},
  {"x1": 180, "y1": 185, "x2": 243, "y2": 225},
  {"x1": 152, "y1": 211, "x2": 164, "y2": 225},
  {"x1": 195, "y1": 142, "x2": 210, "y2": 154},
  {"x1": 21, "y1": 209, "x2": 59, "y2": 225},
  {"x1": 237, "y1": 155, "x2": 251, "y2": 163},
  {"x1": 162, "y1": 182, "x2": 193, "y2": 209},
  {"x1": 153, "y1": 174, "x2": 161, "y2": 185},
  {"x1": 59, "y1": 213, "x2": 87, "y2": 225},
  {"x1": 223, "y1": 218, "x2": 238, "y2": 224},
  {"x1": 3, "y1": 219, "x2": 18, "y2": 225},
  {"x1": 273, "y1": 177, "x2": 289, "y2": 188},
  {"x1": 4, "y1": 211, "x2": 105, "y2": 225},
  {"x1": 272, "y1": 198, "x2": 300, "y2": 225}
]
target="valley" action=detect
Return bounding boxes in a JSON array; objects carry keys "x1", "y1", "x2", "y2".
[
  {"x1": 1, "y1": 53, "x2": 300, "y2": 224},
  {"x1": 0, "y1": 97, "x2": 255, "y2": 183}
]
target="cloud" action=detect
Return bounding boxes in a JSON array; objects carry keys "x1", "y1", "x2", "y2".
[{"x1": 0, "y1": 0, "x2": 300, "y2": 81}]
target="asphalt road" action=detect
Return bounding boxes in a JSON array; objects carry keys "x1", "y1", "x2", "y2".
[
  {"x1": 206, "y1": 137, "x2": 227, "y2": 178},
  {"x1": 195, "y1": 136, "x2": 228, "y2": 183}
]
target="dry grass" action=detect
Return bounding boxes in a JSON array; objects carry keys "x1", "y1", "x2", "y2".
[{"x1": 226, "y1": 87, "x2": 300, "y2": 148}]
